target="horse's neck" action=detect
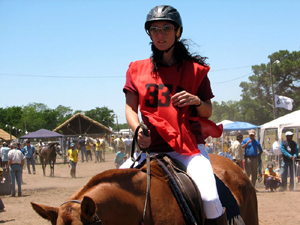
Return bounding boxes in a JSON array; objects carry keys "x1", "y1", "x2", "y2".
[{"x1": 71, "y1": 169, "x2": 144, "y2": 200}]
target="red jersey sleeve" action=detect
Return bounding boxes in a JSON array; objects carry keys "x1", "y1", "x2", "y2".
[
  {"x1": 123, "y1": 65, "x2": 138, "y2": 95},
  {"x1": 197, "y1": 75, "x2": 214, "y2": 101}
]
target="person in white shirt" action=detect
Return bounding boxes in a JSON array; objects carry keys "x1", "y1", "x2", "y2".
[
  {"x1": 6, "y1": 142, "x2": 25, "y2": 197},
  {"x1": 123, "y1": 135, "x2": 133, "y2": 156},
  {"x1": 229, "y1": 132, "x2": 244, "y2": 168},
  {"x1": 272, "y1": 138, "x2": 282, "y2": 167}
]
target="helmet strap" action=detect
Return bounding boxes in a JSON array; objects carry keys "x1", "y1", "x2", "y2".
[
  {"x1": 164, "y1": 31, "x2": 179, "y2": 53},
  {"x1": 163, "y1": 41, "x2": 176, "y2": 53},
  {"x1": 175, "y1": 28, "x2": 181, "y2": 41}
]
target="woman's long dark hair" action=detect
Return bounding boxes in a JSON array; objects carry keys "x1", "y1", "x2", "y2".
[{"x1": 150, "y1": 39, "x2": 208, "y2": 73}]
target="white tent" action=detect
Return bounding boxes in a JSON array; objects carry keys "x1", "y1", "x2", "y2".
[
  {"x1": 260, "y1": 110, "x2": 300, "y2": 146},
  {"x1": 215, "y1": 120, "x2": 233, "y2": 152},
  {"x1": 217, "y1": 120, "x2": 233, "y2": 126}
]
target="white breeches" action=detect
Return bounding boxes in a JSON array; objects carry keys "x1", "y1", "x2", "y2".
[{"x1": 120, "y1": 144, "x2": 223, "y2": 219}]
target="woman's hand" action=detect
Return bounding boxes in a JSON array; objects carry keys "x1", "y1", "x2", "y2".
[
  {"x1": 171, "y1": 91, "x2": 201, "y2": 107},
  {"x1": 137, "y1": 127, "x2": 151, "y2": 148},
  {"x1": 171, "y1": 90, "x2": 212, "y2": 118}
]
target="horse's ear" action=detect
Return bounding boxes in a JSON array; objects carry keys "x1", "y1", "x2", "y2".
[
  {"x1": 31, "y1": 202, "x2": 58, "y2": 223},
  {"x1": 81, "y1": 196, "x2": 97, "y2": 219}
]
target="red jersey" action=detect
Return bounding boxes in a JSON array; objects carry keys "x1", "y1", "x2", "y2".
[{"x1": 124, "y1": 58, "x2": 222, "y2": 155}]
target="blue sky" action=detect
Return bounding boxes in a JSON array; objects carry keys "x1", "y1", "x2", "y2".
[{"x1": 1, "y1": 0, "x2": 299, "y2": 124}]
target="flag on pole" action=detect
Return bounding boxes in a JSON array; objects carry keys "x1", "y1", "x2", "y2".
[{"x1": 274, "y1": 95, "x2": 294, "y2": 110}]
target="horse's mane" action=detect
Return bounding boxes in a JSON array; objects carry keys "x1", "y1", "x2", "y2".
[
  {"x1": 141, "y1": 160, "x2": 168, "y2": 182},
  {"x1": 49, "y1": 142, "x2": 58, "y2": 148}
]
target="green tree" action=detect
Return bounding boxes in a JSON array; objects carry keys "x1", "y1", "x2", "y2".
[
  {"x1": 22, "y1": 103, "x2": 49, "y2": 132},
  {"x1": 85, "y1": 107, "x2": 115, "y2": 128},
  {"x1": 0, "y1": 106, "x2": 24, "y2": 137},
  {"x1": 211, "y1": 101, "x2": 243, "y2": 123},
  {"x1": 42, "y1": 109, "x2": 59, "y2": 130},
  {"x1": 55, "y1": 105, "x2": 73, "y2": 124},
  {"x1": 240, "y1": 50, "x2": 300, "y2": 121}
]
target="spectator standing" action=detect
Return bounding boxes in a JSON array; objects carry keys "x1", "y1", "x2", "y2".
[
  {"x1": 0, "y1": 167, "x2": 5, "y2": 210},
  {"x1": 37, "y1": 139, "x2": 44, "y2": 152},
  {"x1": 123, "y1": 135, "x2": 133, "y2": 156},
  {"x1": 6, "y1": 142, "x2": 25, "y2": 197},
  {"x1": 222, "y1": 141, "x2": 228, "y2": 153},
  {"x1": 114, "y1": 136, "x2": 122, "y2": 153},
  {"x1": 86, "y1": 138, "x2": 93, "y2": 161},
  {"x1": 66, "y1": 137, "x2": 71, "y2": 150},
  {"x1": 23, "y1": 140, "x2": 36, "y2": 174},
  {"x1": 114, "y1": 147, "x2": 126, "y2": 168},
  {"x1": 226, "y1": 137, "x2": 232, "y2": 149},
  {"x1": 94, "y1": 139, "x2": 102, "y2": 163},
  {"x1": 66, "y1": 143, "x2": 79, "y2": 178},
  {"x1": 272, "y1": 138, "x2": 282, "y2": 167},
  {"x1": 205, "y1": 143, "x2": 214, "y2": 154},
  {"x1": 0, "y1": 142, "x2": 10, "y2": 168},
  {"x1": 16, "y1": 143, "x2": 25, "y2": 184},
  {"x1": 264, "y1": 162, "x2": 281, "y2": 192},
  {"x1": 101, "y1": 135, "x2": 106, "y2": 161},
  {"x1": 280, "y1": 131, "x2": 299, "y2": 191},
  {"x1": 242, "y1": 129, "x2": 263, "y2": 189},
  {"x1": 78, "y1": 135, "x2": 87, "y2": 162},
  {"x1": 229, "y1": 132, "x2": 244, "y2": 168}
]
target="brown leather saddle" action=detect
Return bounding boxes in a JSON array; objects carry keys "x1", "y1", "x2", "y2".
[{"x1": 138, "y1": 154, "x2": 205, "y2": 225}]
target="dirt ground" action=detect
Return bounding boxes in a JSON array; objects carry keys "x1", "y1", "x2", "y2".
[{"x1": 1, "y1": 152, "x2": 299, "y2": 225}]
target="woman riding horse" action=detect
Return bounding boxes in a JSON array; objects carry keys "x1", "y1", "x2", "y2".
[
  {"x1": 31, "y1": 154, "x2": 258, "y2": 224},
  {"x1": 122, "y1": 5, "x2": 226, "y2": 224}
]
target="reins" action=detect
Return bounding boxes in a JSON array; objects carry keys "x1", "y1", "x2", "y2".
[
  {"x1": 60, "y1": 124, "x2": 150, "y2": 225},
  {"x1": 60, "y1": 200, "x2": 102, "y2": 225},
  {"x1": 130, "y1": 123, "x2": 151, "y2": 225}
]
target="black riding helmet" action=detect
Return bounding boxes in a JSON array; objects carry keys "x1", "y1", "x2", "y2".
[{"x1": 145, "y1": 5, "x2": 183, "y2": 41}]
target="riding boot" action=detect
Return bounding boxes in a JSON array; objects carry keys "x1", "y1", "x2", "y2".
[
  {"x1": 73, "y1": 169, "x2": 76, "y2": 178},
  {"x1": 205, "y1": 208, "x2": 228, "y2": 225},
  {"x1": 70, "y1": 169, "x2": 73, "y2": 178}
]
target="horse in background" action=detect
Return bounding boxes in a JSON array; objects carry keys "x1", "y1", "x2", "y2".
[
  {"x1": 31, "y1": 154, "x2": 258, "y2": 224},
  {"x1": 39, "y1": 142, "x2": 62, "y2": 177}
]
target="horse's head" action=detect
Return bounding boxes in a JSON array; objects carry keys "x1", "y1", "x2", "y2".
[
  {"x1": 55, "y1": 144, "x2": 63, "y2": 156},
  {"x1": 31, "y1": 196, "x2": 100, "y2": 225},
  {"x1": 50, "y1": 142, "x2": 62, "y2": 156}
]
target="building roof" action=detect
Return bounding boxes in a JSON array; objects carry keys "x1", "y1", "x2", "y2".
[
  {"x1": 53, "y1": 113, "x2": 113, "y2": 135},
  {"x1": 0, "y1": 129, "x2": 17, "y2": 141}
]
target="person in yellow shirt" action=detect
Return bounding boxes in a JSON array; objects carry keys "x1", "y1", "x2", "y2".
[
  {"x1": 264, "y1": 162, "x2": 282, "y2": 192},
  {"x1": 94, "y1": 139, "x2": 102, "y2": 163},
  {"x1": 66, "y1": 143, "x2": 79, "y2": 178},
  {"x1": 86, "y1": 139, "x2": 93, "y2": 162}
]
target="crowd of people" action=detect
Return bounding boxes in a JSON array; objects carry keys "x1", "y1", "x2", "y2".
[
  {"x1": 1, "y1": 129, "x2": 298, "y2": 200},
  {"x1": 0, "y1": 134, "x2": 121, "y2": 197},
  {"x1": 225, "y1": 129, "x2": 299, "y2": 192},
  {"x1": 58, "y1": 134, "x2": 132, "y2": 176}
]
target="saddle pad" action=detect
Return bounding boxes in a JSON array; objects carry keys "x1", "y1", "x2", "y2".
[{"x1": 214, "y1": 174, "x2": 241, "y2": 221}]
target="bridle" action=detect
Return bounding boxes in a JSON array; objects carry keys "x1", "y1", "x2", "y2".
[
  {"x1": 59, "y1": 124, "x2": 150, "y2": 225},
  {"x1": 60, "y1": 200, "x2": 102, "y2": 225},
  {"x1": 130, "y1": 123, "x2": 151, "y2": 225}
]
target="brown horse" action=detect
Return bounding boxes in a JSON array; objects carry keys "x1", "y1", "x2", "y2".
[
  {"x1": 31, "y1": 154, "x2": 258, "y2": 225},
  {"x1": 39, "y1": 143, "x2": 62, "y2": 177}
]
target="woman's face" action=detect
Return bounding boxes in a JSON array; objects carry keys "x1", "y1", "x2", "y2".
[{"x1": 149, "y1": 21, "x2": 176, "y2": 51}]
